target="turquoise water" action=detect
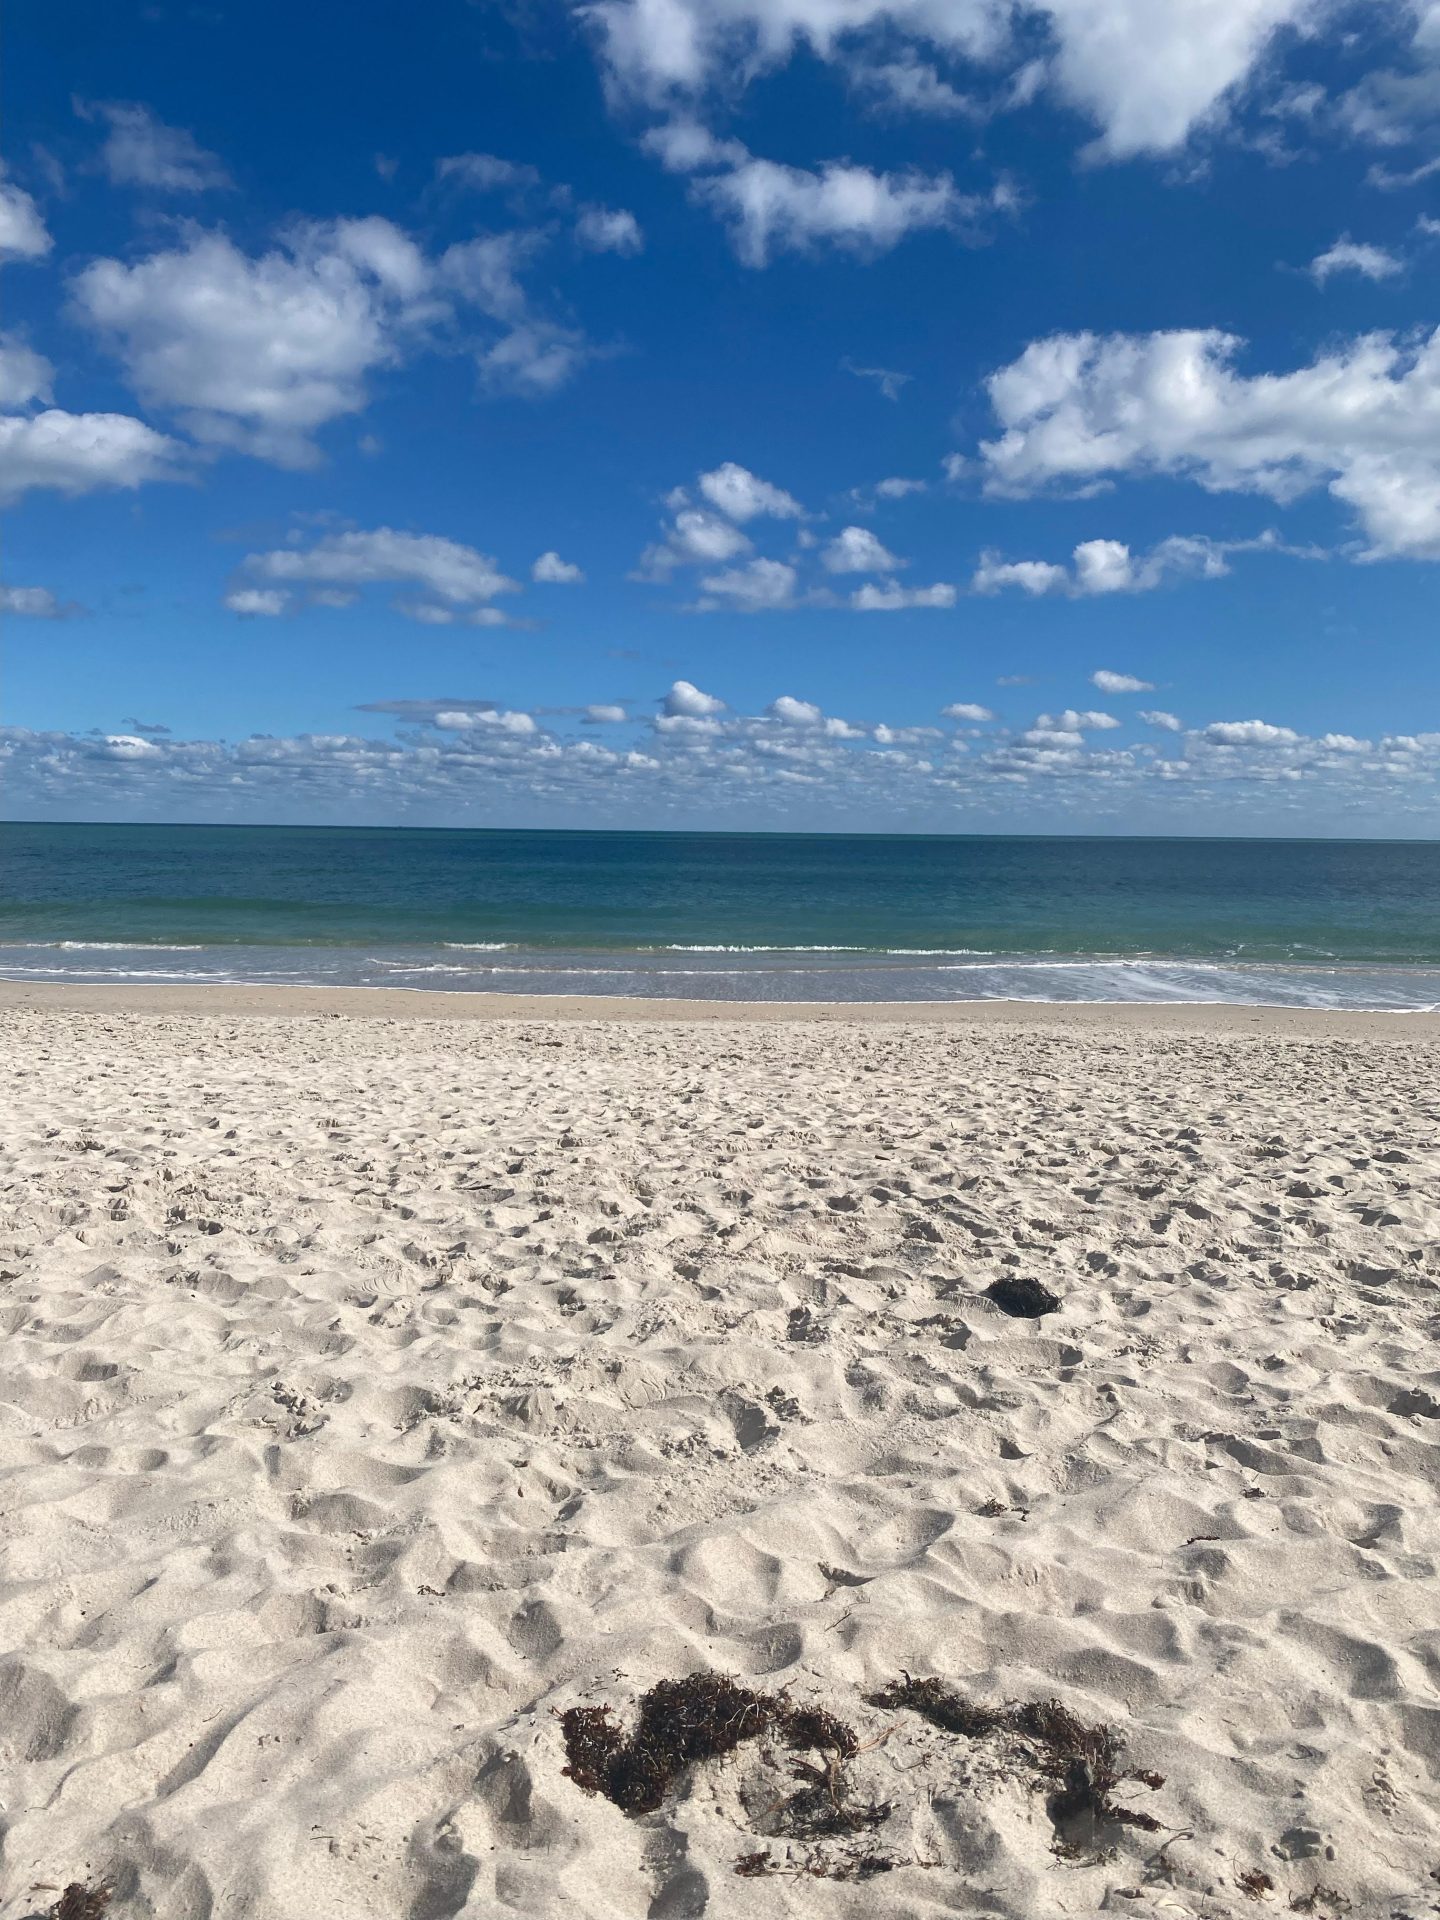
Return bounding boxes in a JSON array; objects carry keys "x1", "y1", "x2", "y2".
[{"x1": 3, "y1": 822, "x2": 1439, "y2": 1007}]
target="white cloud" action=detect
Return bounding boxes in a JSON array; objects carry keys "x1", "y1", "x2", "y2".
[
  {"x1": 82, "y1": 100, "x2": 231, "y2": 192},
  {"x1": 0, "y1": 585, "x2": 69, "y2": 617},
  {"x1": 823, "y1": 524, "x2": 902, "y2": 572},
  {"x1": 1036, "y1": 708, "x2": 1121, "y2": 731},
  {"x1": 436, "y1": 153, "x2": 542, "y2": 192},
  {"x1": 581, "y1": 0, "x2": 1321, "y2": 161},
  {"x1": 0, "y1": 334, "x2": 54, "y2": 408},
  {"x1": 875, "y1": 475, "x2": 927, "y2": 497},
  {"x1": 1141, "y1": 709, "x2": 1183, "y2": 731},
  {"x1": 972, "y1": 553, "x2": 1070, "y2": 595},
  {"x1": 532, "y1": 550, "x2": 585, "y2": 583},
  {"x1": 1204, "y1": 718, "x2": 1300, "y2": 745},
  {"x1": 71, "y1": 224, "x2": 435, "y2": 466},
  {"x1": 697, "y1": 556, "x2": 800, "y2": 609},
  {"x1": 239, "y1": 528, "x2": 519, "y2": 619},
  {"x1": 695, "y1": 155, "x2": 986, "y2": 265},
  {"x1": 435, "y1": 708, "x2": 537, "y2": 734},
  {"x1": 942, "y1": 701, "x2": 995, "y2": 721},
  {"x1": 0, "y1": 167, "x2": 52, "y2": 261},
  {"x1": 10, "y1": 695, "x2": 1440, "y2": 830},
  {"x1": 769, "y1": 694, "x2": 824, "y2": 725},
  {"x1": 697, "y1": 460, "x2": 803, "y2": 521},
  {"x1": 978, "y1": 326, "x2": 1440, "y2": 559},
  {"x1": 70, "y1": 210, "x2": 602, "y2": 466},
  {"x1": 850, "y1": 579, "x2": 957, "y2": 609},
  {"x1": 1091, "y1": 669, "x2": 1154, "y2": 693},
  {"x1": 663, "y1": 678, "x2": 725, "y2": 716},
  {"x1": 1073, "y1": 537, "x2": 1136, "y2": 594},
  {"x1": 851, "y1": 54, "x2": 979, "y2": 117},
  {"x1": 0, "y1": 408, "x2": 186, "y2": 503},
  {"x1": 224, "y1": 587, "x2": 289, "y2": 616},
  {"x1": 635, "y1": 505, "x2": 752, "y2": 577},
  {"x1": 842, "y1": 359, "x2": 912, "y2": 400},
  {"x1": 585, "y1": 703, "x2": 629, "y2": 723},
  {"x1": 575, "y1": 205, "x2": 644, "y2": 253},
  {"x1": 1307, "y1": 237, "x2": 1403, "y2": 283},
  {"x1": 979, "y1": 530, "x2": 1305, "y2": 596}
]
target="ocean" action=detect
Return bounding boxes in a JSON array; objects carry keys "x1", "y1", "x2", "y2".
[{"x1": 3, "y1": 821, "x2": 1439, "y2": 1008}]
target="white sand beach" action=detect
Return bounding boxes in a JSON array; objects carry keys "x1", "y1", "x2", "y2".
[{"x1": 2, "y1": 989, "x2": 1438, "y2": 1919}]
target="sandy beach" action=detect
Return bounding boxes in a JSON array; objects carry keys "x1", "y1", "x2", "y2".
[{"x1": 2, "y1": 989, "x2": 1438, "y2": 1918}]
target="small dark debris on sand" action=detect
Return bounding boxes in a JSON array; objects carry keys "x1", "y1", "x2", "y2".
[
  {"x1": 866, "y1": 1677, "x2": 1164, "y2": 1837},
  {"x1": 561, "y1": 1672, "x2": 859, "y2": 1817},
  {"x1": 50, "y1": 1888, "x2": 112, "y2": 1920},
  {"x1": 735, "y1": 1849, "x2": 894, "y2": 1881},
  {"x1": 1238, "y1": 1867, "x2": 1276, "y2": 1898},
  {"x1": 985, "y1": 1275, "x2": 1061, "y2": 1318}
]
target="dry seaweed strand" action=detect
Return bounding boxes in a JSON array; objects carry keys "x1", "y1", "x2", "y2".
[
  {"x1": 865, "y1": 1676, "x2": 1165, "y2": 1837},
  {"x1": 560, "y1": 1671, "x2": 860, "y2": 1817},
  {"x1": 50, "y1": 1888, "x2": 112, "y2": 1920}
]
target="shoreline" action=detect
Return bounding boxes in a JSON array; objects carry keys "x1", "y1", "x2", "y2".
[{"x1": 2, "y1": 976, "x2": 1437, "y2": 1037}]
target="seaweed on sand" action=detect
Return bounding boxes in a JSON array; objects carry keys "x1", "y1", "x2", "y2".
[
  {"x1": 560, "y1": 1672, "x2": 860, "y2": 1818},
  {"x1": 985, "y1": 1276, "x2": 1061, "y2": 1318},
  {"x1": 866, "y1": 1677, "x2": 1164, "y2": 1837},
  {"x1": 50, "y1": 1888, "x2": 112, "y2": 1920}
]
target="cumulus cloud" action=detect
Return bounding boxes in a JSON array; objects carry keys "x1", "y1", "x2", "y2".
[
  {"x1": 1091, "y1": 669, "x2": 1154, "y2": 693},
  {"x1": 1307, "y1": 237, "x2": 1403, "y2": 283},
  {"x1": 942, "y1": 701, "x2": 995, "y2": 721},
  {"x1": 0, "y1": 167, "x2": 52, "y2": 261},
  {"x1": 0, "y1": 408, "x2": 186, "y2": 503},
  {"x1": 1204, "y1": 718, "x2": 1301, "y2": 745},
  {"x1": 696, "y1": 155, "x2": 1000, "y2": 265},
  {"x1": 1036, "y1": 708, "x2": 1121, "y2": 732},
  {"x1": 580, "y1": 0, "x2": 1321, "y2": 162},
  {"x1": 575, "y1": 205, "x2": 644, "y2": 253},
  {"x1": 80, "y1": 100, "x2": 231, "y2": 192},
  {"x1": 823, "y1": 524, "x2": 901, "y2": 572},
  {"x1": 977, "y1": 326, "x2": 1440, "y2": 560},
  {"x1": 636, "y1": 462, "x2": 807, "y2": 583},
  {"x1": 850, "y1": 579, "x2": 957, "y2": 609},
  {"x1": 697, "y1": 460, "x2": 803, "y2": 522},
  {"x1": 71, "y1": 223, "x2": 436, "y2": 466},
  {"x1": 972, "y1": 553, "x2": 1069, "y2": 595},
  {"x1": 697, "y1": 556, "x2": 800, "y2": 610},
  {"x1": 1141, "y1": 709, "x2": 1183, "y2": 730},
  {"x1": 532, "y1": 550, "x2": 585, "y2": 583},
  {"x1": 70, "y1": 209, "x2": 611, "y2": 466},
  {"x1": 224, "y1": 587, "x2": 289, "y2": 616},
  {"x1": 663, "y1": 678, "x2": 725, "y2": 716},
  {"x1": 0, "y1": 334, "x2": 54, "y2": 409},
  {"x1": 635, "y1": 506, "x2": 752, "y2": 577},
  {"x1": 769, "y1": 694, "x2": 823, "y2": 725},
  {"x1": 434, "y1": 707, "x2": 537, "y2": 734},
  {"x1": 9, "y1": 694, "x2": 1440, "y2": 829},
  {"x1": 237, "y1": 528, "x2": 520, "y2": 621},
  {"x1": 585, "y1": 703, "x2": 629, "y2": 723}
]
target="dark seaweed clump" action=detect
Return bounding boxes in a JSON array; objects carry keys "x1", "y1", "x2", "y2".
[
  {"x1": 985, "y1": 1276, "x2": 1061, "y2": 1318},
  {"x1": 50, "y1": 1888, "x2": 112, "y2": 1920},
  {"x1": 561, "y1": 1672, "x2": 858, "y2": 1816},
  {"x1": 866, "y1": 1678, "x2": 1163, "y2": 1835}
]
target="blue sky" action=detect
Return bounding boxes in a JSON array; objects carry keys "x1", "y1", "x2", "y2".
[{"x1": 4, "y1": 0, "x2": 1440, "y2": 833}]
